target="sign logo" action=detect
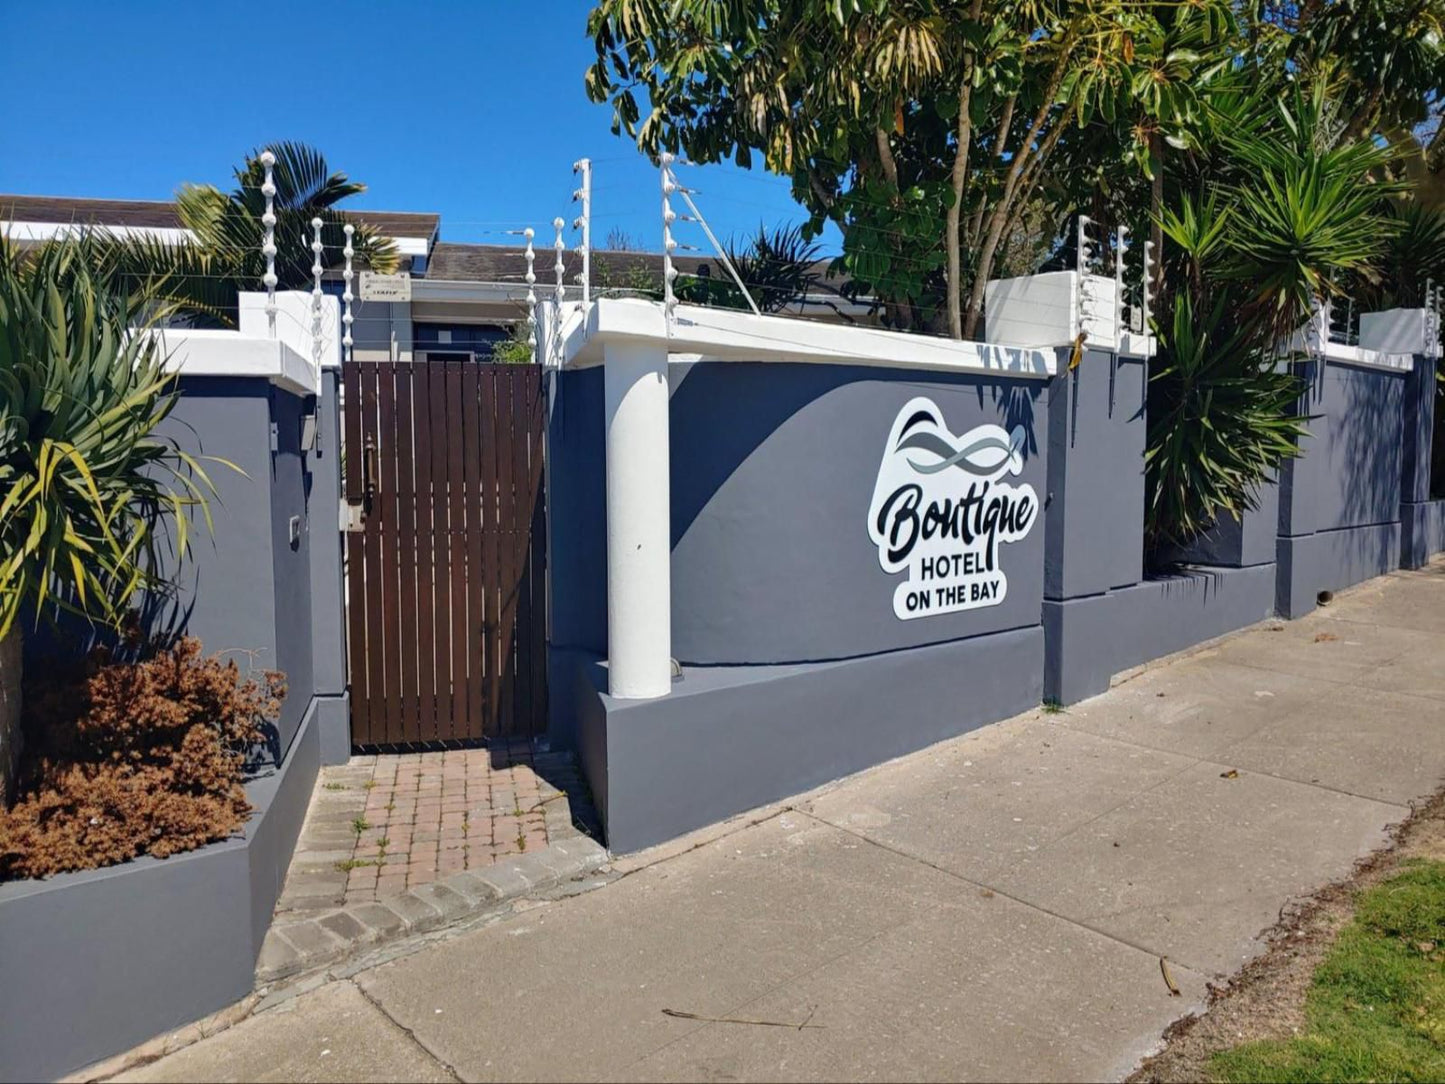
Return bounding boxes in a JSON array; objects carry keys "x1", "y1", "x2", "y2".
[{"x1": 868, "y1": 398, "x2": 1038, "y2": 620}]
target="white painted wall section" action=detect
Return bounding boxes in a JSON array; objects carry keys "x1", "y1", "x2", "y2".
[{"x1": 604, "y1": 338, "x2": 673, "y2": 699}]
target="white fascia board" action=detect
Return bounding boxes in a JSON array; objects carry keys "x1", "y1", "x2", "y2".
[
  {"x1": 151, "y1": 329, "x2": 318, "y2": 396},
  {"x1": 390, "y1": 236, "x2": 430, "y2": 257},
  {"x1": 3, "y1": 221, "x2": 195, "y2": 245},
  {"x1": 410, "y1": 278, "x2": 582, "y2": 304},
  {"x1": 562, "y1": 298, "x2": 1055, "y2": 378}
]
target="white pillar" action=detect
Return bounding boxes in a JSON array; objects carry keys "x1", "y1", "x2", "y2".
[{"x1": 604, "y1": 340, "x2": 672, "y2": 699}]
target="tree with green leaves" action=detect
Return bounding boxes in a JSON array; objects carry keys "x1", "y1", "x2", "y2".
[
  {"x1": 95, "y1": 142, "x2": 398, "y2": 326},
  {"x1": 586, "y1": 0, "x2": 1233, "y2": 337}
]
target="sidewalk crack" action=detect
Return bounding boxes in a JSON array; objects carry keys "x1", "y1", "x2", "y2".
[{"x1": 348, "y1": 976, "x2": 465, "y2": 1083}]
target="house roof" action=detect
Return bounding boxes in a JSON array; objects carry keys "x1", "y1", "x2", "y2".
[
  {"x1": 426, "y1": 241, "x2": 848, "y2": 293},
  {"x1": 426, "y1": 242, "x2": 716, "y2": 284},
  {"x1": 0, "y1": 194, "x2": 440, "y2": 242}
]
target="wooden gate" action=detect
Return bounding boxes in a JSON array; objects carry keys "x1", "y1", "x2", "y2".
[{"x1": 342, "y1": 360, "x2": 547, "y2": 746}]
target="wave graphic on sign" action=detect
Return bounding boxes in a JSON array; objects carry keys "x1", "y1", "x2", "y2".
[{"x1": 895, "y1": 414, "x2": 1026, "y2": 477}]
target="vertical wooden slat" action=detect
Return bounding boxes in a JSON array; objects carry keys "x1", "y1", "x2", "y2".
[
  {"x1": 494, "y1": 368, "x2": 520, "y2": 735},
  {"x1": 511, "y1": 372, "x2": 535, "y2": 737},
  {"x1": 376, "y1": 364, "x2": 403, "y2": 744},
  {"x1": 479, "y1": 368, "x2": 502, "y2": 737},
  {"x1": 412, "y1": 361, "x2": 438, "y2": 744},
  {"x1": 463, "y1": 363, "x2": 486, "y2": 739},
  {"x1": 342, "y1": 362, "x2": 370, "y2": 743},
  {"x1": 526, "y1": 371, "x2": 549, "y2": 733},
  {"x1": 428, "y1": 360, "x2": 451, "y2": 742},
  {"x1": 394, "y1": 361, "x2": 420, "y2": 743},
  {"x1": 446, "y1": 360, "x2": 469, "y2": 741},
  {"x1": 360, "y1": 363, "x2": 387, "y2": 747}
]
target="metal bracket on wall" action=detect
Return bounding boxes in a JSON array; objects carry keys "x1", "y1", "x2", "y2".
[
  {"x1": 269, "y1": 421, "x2": 279, "y2": 453},
  {"x1": 341, "y1": 499, "x2": 365, "y2": 533}
]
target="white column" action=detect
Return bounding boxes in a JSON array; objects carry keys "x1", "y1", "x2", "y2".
[{"x1": 604, "y1": 339, "x2": 672, "y2": 699}]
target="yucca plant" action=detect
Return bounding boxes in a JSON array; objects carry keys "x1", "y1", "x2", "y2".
[
  {"x1": 0, "y1": 235, "x2": 216, "y2": 638},
  {"x1": 1144, "y1": 82, "x2": 1399, "y2": 553}
]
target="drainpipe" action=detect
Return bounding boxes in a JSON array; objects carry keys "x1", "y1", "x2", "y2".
[{"x1": 603, "y1": 338, "x2": 672, "y2": 699}]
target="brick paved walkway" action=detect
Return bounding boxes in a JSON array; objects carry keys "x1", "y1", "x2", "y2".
[{"x1": 274, "y1": 742, "x2": 591, "y2": 916}]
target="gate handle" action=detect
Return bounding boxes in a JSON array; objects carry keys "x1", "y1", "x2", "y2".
[{"x1": 363, "y1": 437, "x2": 379, "y2": 504}]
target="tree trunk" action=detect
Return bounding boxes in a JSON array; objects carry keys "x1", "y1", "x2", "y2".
[
  {"x1": 961, "y1": 74, "x2": 1075, "y2": 338},
  {"x1": 0, "y1": 626, "x2": 21, "y2": 808},
  {"x1": 947, "y1": 80, "x2": 977, "y2": 339}
]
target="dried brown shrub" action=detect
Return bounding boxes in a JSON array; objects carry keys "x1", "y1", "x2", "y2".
[{"x1": 0, "y1": 638, "x2": 284, "y2": 881}]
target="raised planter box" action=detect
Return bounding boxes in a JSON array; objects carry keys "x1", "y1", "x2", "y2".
[{"x1": 0, "y1": 700, "x2": 321, "y2": 1084}]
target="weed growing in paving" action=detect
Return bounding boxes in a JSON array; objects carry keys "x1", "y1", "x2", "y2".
[
  {"x1": 350, "y1": 816, "x2": 370, "y2": 835},
  {"x1": 1212, "y1": 860, "x2": 1445, "y2": 1082},
  {"x1": 322, "y1": 782, "x2": 346, "y2": 791},
  {"x1": 335, "y1": 858, "x2": 380, "y2": 872},
  {"x1": 1041, "y1": 699, "x2": 1066, "y2": 715}
]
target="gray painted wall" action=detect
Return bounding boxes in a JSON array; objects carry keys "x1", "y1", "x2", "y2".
[
  {"x1": 0, "y1": 703, "x2": 320, "y2": 1084},
  {"x1": 1043, "y1": 349, "x2": 1147, "y2": 599},
  {"x1": 1, "y1": 375, "x2": 349, "y2": 1080},
  {"x1": 576, "y1": 626, "x2": 1044, "y2": 853},
  {"x1": 308, "y1": 370, "x2": 352, "y2": 763},
  {"x1": 1280, "y1": 360, "x2": 1405, "y2": 538},
  {"x1": 145, "y1": 377, "x2": 315, "y2": 757},
  {"x1": 1276, "y1": 358, "x2": 1407, "y2": 616},
  {"x1": 668, "y1": 362, "x2": 1049, "y2": 664}
]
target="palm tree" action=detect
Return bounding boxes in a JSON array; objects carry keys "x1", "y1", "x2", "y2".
[{"x1": 96, "y1": 142, "x2": 399, "y2": 325}]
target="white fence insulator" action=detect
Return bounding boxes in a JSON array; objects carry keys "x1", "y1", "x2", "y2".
[
  {"x1": 1076, "y1": 214, "x2": 1095, "y2": 340},
  {"x1": 1142, "y1": 241, "x2": 1155, "y2": 348},
  {"x1": 553, "y1": 217, "x2": 566, "y2": 368},
  {"x1": 660, "y1": 153, "x2": 678, "y2": 324},
  {"x1": 524, "y1": 228, "x2": 537, "y2": 364},
  {"x1": 260, "y1": 150, "x2": 278, "y2": 337},
  {"x1": 310, "y1": 217, "x2": 324, "y2": 378},
  {"x1": 342, "y1": 224, "x2": 355, "y2": 363},
  {"x1": 1114, "y1": 225, "x2": 1128, "y2": 347},
  {"x1": 572, "y1": 158, "x2": 592, "y2": 307}
]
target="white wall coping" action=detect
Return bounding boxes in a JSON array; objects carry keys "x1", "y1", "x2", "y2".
[
  {"x1": 1319, "y1": 340, "x2": 1415, "y2": 372},
  {"x1": 558, "y1": 298, "x2": 1055, "y2": 378},
  {"x1": 150, "y1": 328, "x2": 318, "y2": 396},
  {"x1": 1283, "y1": 330, "x2": 1417, "y2": 372}
]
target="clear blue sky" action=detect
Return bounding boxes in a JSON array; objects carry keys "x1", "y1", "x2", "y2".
[{"x1": 0, "y1": 1, "x2": 841, "y2": 254}]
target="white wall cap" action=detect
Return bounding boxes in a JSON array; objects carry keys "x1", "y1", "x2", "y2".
[
  {"x1": 562, "y1": 297, "x2": 1055, "y2": 379},
  {"x1": 238, "y1": 290, "x2": 341, "y2": 369},
  {"x1": 149, "y1": 329, "x2": 318, "y2": 396}
]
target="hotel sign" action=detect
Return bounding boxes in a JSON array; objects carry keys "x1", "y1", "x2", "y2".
[{"x1": 868, "y1": 398, "x2": 1038, "y2": 620}]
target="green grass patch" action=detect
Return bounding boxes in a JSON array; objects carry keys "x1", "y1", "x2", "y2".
[{"x1": 1213, "y1": 860, "x2": 1445, "y2": 1083}]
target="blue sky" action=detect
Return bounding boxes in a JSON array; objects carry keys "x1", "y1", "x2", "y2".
[{"x1": 0, "y1": 1, "x2": 841, "y2": 254}]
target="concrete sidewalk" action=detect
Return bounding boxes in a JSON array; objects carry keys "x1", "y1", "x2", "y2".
[{"x1": 114, "y1": 562, "x2": 1445, "y2": 1083}]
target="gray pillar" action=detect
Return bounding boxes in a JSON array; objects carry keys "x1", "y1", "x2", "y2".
[
  {"x1": 1042, "y1": 347, "x2": 1148, "y2": 702},
  {"x1": 1400, "y1": 353, "x2": 1438, "y2": 569}
]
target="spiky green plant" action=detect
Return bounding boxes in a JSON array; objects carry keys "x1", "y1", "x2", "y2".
[
  {"x1": 0, "y1": 236, "x2": 218, "y2": 636},
  {"x1": 1144, "y1": 82, "x2": 1401, "y2": 552}
]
